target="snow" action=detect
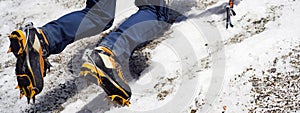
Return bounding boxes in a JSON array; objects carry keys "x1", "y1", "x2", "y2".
[{"x1": 1, "y1": 0, "x2": 300, "y2": 113}]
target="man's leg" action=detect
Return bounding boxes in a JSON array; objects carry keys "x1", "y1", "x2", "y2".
[
  {"x1": 7, "y1": 0, "x2": 117, "y2": 103},
  {"x1": 99, "y1": 5, "x2": 171, "y2": 65},
  {"x1": 79, "y1": 3, "x2": 175, "y2": 106},
  {"x1": 42, "y1": 0, "x2": 116, "y2": 54}
]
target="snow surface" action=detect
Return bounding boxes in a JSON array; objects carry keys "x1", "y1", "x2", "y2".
[{"x1": 0, "y1": 0, "x2": 300, "y2": 113}]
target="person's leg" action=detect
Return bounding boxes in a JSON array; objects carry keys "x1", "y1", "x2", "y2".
[
  {"x1": 41, "y1": 0, "x2": 116, "y2": 54},
  {"x1": 79, "y1": 2, "x2": 180, "y2": 106},
  {"x1": 98, "y1": 5, "x2": 172, "y2": 65},
  {"x1": 79, "y1": 7, "x2": 171, "y2": 104}
]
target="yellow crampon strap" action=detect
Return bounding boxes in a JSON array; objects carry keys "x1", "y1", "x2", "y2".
[
  {"x1": 8, "y1": 30, "x2": 27, "y2": 56},
  {"x1": 80, "y1": 63, "x2": 105, "y2": 85},
  {"x1": 108, "y1": 95, "x2": 131, "y2": 107}
]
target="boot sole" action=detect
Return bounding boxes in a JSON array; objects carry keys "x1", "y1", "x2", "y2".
[{"x1": 80, "y1": 63, "x2": 131, "y2": 101}]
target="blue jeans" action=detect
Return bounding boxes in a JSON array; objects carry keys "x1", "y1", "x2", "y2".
[{"x1": 41, "y1": 0, "x2": 172, "y2": 63}]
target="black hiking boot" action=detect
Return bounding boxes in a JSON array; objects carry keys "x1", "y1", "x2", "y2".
[{"x1": 80, "y1": 46, "x2": 132, "y2": 106}]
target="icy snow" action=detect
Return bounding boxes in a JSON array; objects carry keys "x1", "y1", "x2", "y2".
[{"x1": 0, "y1": 0, "x2": 300, "y2": 113}]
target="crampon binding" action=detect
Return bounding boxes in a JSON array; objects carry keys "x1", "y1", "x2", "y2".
[
  {"x1": 8, "y1": 22, "x2": 51, "y2": 104},
  {"x1": 80, "y1": 47, "x2": 132, "y2": 107}
]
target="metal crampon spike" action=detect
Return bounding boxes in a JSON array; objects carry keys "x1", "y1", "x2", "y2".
[
  {"x1": 32, "y1": 96, "x2": 35, "y2": 104},
  {"x1": 27, "y1": 97, "x2": 30, "y2": 104},
  {"x1": 7, "y1": 47, "x2": 12, "y2": 53},
  {"x1": 109, "y1": 95, "x2": 130, "y2": 107},
  {"x1": 19, "y1": 93, "x2": 24, "y2": 99}
]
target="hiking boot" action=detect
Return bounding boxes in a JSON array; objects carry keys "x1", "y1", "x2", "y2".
[
  {"x1": 8, "y1": 22, "x2": 51, "y2": 104},
  {"x1": 80, "y1": 46, "x2": 132, "y2": 106}
]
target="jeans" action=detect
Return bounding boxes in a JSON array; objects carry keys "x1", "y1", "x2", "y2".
[{"x1": 41, "y1": 0, "x2": 173, "y2": 63}]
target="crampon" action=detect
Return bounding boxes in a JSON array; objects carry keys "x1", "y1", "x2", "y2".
[
  {"x1": 80, "y1": 46, "x2": 132, "y2": 107},
  {"x1": 8, "y1": 23, "x2": 51, "y2": 104}
]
